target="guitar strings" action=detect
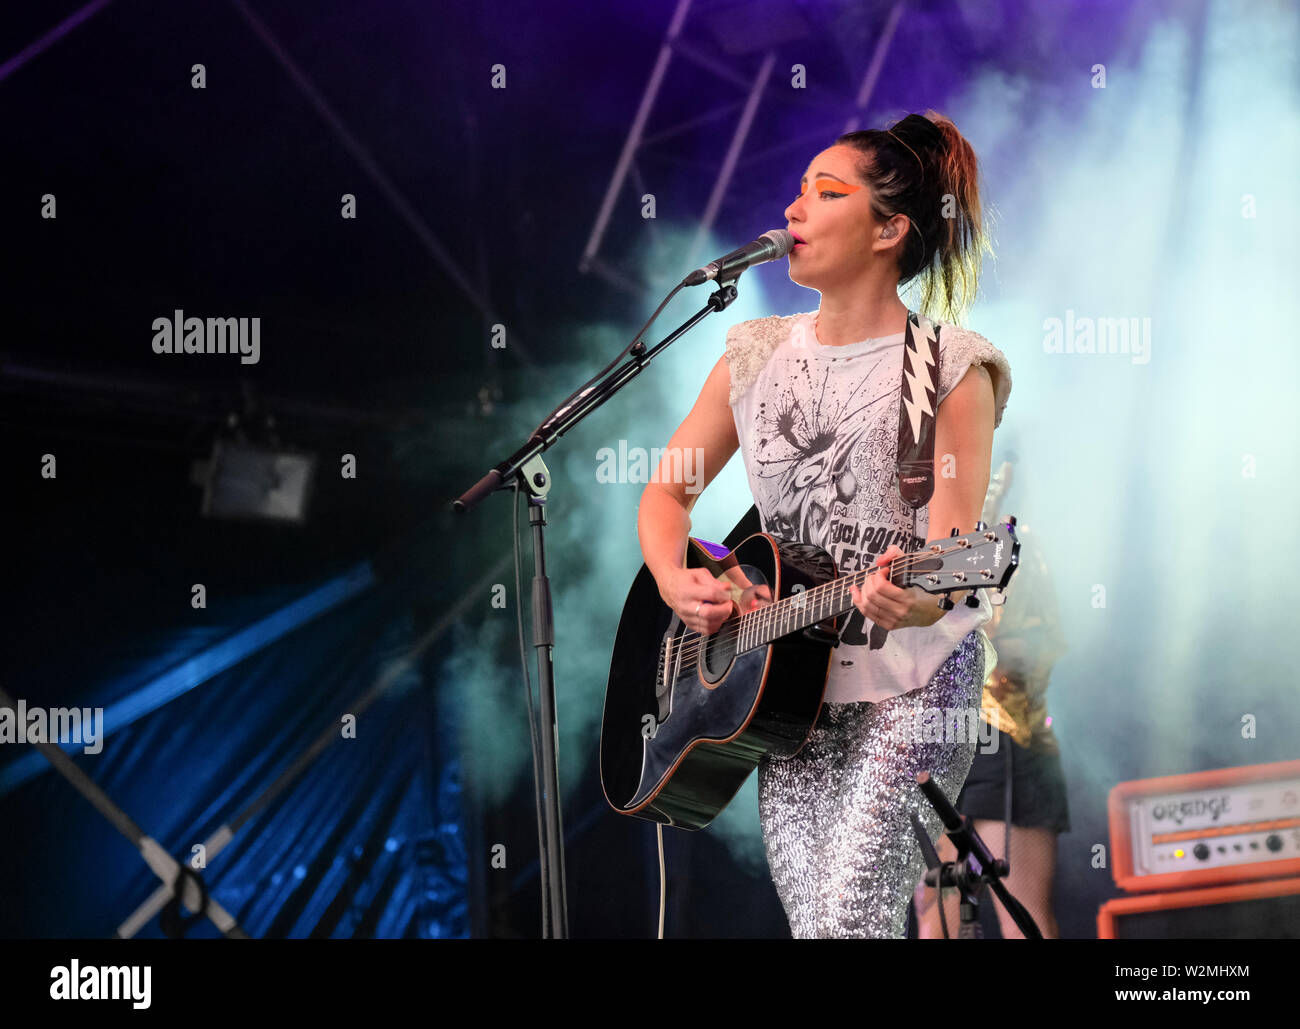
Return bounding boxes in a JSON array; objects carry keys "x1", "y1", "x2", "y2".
[
  {"x1": 671, "y1": 558, "x2": 903, "y2": 663},
  {"x1": 671, "y1": 547, "x2": 967, "y2": 663},
  {"x1": 677, "y1": 546, "x2": 929, "y2": 657},
  {"x1": 669, "y1": 539, "x2": 993, "y2": 665}
]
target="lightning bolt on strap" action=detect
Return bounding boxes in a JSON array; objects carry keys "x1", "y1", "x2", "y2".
[
  {"x1": 895, "y1": 310, "x2": 941, "y2": 511},
  {"x1": 858, "y1": 310, "x2": 942, "y2": 652}
]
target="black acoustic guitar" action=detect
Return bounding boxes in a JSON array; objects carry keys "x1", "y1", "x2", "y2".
[{"x1": 599, "y1": 507, "x2": 1020, "y2": 830}]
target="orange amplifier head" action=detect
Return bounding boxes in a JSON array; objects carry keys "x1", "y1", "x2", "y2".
[{"x1": 1109, "y1": 759, "x2": 1300, "y2": 892}]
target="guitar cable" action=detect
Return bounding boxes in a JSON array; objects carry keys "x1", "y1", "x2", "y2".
[{"x1": 657, "y1": 822, "x2": 667, "y2": 939}]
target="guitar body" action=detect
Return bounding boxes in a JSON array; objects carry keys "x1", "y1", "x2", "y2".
[
  {"x1": 600, "y1": 505, "x2": 1020, "y2": 831},
  {"x1": 600, "y1": 529, "x2": 840, "y2": 831}
]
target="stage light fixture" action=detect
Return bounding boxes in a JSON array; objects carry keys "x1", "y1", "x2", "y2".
[{"x1": 192, "y1": 437, "x2": 317, "y2": 523}]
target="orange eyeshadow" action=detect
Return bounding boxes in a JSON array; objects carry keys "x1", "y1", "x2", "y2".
[{"x1": 798, "y1": 178, "x2": 863, "y2": 197}]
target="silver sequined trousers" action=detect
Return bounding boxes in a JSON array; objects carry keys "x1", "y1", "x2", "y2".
[{"x1": 757, "y1": 630, "x2": 985, "y2": 938}]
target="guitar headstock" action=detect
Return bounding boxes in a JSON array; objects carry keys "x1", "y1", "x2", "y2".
[{"x1": 902, "y1": 519, "x2": 1020, "y2": 597}]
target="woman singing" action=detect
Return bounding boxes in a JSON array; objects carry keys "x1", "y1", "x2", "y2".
[{"x1": 636, "y1": 110, "x2": 1011, "y2": 937}]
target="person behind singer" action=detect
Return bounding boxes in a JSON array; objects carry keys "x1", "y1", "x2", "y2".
[
  {"x1": 912, "y1": 495, "x2": 1070, "y2": 938},
  {"x1": 635, "y1": 109, "x2": 1013, "y2": 937}
]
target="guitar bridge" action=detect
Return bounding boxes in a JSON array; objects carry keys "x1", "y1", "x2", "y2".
[
  {"x1": 656, "y1": 635, "x2": 670, "y2": 698},
  {"x1": 654, "y1": 633, "x2": 675, "y2": 721}
]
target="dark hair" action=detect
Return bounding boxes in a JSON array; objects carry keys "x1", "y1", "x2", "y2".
[{"x1": 835, "y1": 110, "x2": 991, "y2": 325}]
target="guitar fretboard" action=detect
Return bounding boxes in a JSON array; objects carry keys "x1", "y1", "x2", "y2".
[
  {"x1": 734, "y1": 535, "x2": 998, "y2": 653},
  {"x1": 736, "y1": 562, "x2": 893, "y2": 653}
]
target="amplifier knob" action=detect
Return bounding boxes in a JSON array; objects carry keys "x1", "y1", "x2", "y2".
[
  {"x1": 1266, "y1": 834, "x2": 1283, "y2": 852},
  {"x1": 1193, "y1": 843, "x2": 1210, "y2": 861}
]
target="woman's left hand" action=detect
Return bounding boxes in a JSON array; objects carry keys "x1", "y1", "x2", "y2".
[{"x1": 849, "y1": 544, "x2": 944, "y2": 630}]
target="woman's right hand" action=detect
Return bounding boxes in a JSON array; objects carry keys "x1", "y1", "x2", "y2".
[{"x1": 660, "y1": 567, "x2": 734, "y2": 636}]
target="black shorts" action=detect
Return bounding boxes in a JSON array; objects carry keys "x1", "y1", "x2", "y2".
[{"x1": 955, "y1": 729, "x2": 1070, "y2": 834}]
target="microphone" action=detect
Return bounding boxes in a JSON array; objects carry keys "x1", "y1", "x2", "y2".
[{"x1": 682, "y1": 229, "x2": 795, "y2": 287}]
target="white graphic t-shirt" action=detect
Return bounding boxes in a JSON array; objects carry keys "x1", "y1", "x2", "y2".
[{"x1": 725, "y1": 309, "x2": 1012, "y2": 703}]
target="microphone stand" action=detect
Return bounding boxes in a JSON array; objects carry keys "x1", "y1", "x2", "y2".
[
  {"x1": 452, "y1": 280, "x2": 742, "y2": 938},
  {"x1": 910, "y1": 770, "x2": 1042, "y2": 939}
]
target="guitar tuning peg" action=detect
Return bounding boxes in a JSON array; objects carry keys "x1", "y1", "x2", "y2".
[
  {"x1": 964, "y1": 592, "x2": 981, "y2": 608},
  {"x1": 949, "y1": 527, "x2": 960, "y2": 537},
  {"x1": 1007, "y1": 515, "x2": 1017, "y2": 528},
  {"x1": 937, "y1": 596, "x2": 955, "y2": 610},
  {"x1": 974, "y1": 520, "x2": 986, "y2": 532}
]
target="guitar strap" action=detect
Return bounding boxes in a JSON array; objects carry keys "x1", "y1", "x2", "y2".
[
  {"x1": 864, "y1": 310, "x2": 941, "y2": 650},
  {"x1": 895, "y1": 310, "x2": 942, "y2": 519}
]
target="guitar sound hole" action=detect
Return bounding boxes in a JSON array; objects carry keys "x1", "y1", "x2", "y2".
[{"x1": 699, "y1": 617, "x2": 737, "y2": 684}]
